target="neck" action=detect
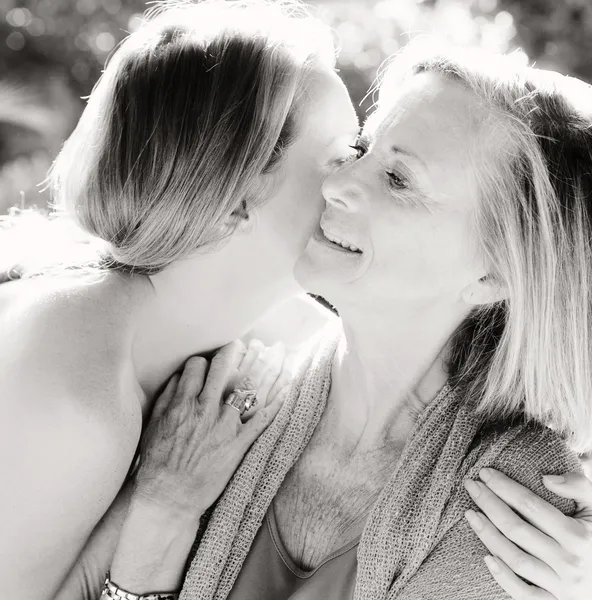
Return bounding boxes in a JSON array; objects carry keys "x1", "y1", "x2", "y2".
[
  {"x1": 327, "y1": 298, "x2": 468, "y2": 448},
  {"x1": 130, "y1": 249, "x2": 299, "y2": 403}
]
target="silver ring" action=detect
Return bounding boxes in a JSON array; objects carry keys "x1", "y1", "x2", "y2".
[{"x1": 224, "y1": 388, "x2": 259, "y2": 416}]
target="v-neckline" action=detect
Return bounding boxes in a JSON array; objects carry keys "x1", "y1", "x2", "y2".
[{"x1": 266, "y1": 499, "x2": 361, "y2": 579}]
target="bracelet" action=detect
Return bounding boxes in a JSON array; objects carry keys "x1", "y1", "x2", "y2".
[{"x1": 101, "y1": 572, "x2": 180, "y2": 600}]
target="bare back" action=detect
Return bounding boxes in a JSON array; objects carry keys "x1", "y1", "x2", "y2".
[{"x1": 0, "y1": 271, "x2": 145, "y2": 600}]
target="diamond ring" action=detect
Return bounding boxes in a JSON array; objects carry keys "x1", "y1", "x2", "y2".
[{"x1": 224, "y1": 388, "x2": 259, "y2": 416}]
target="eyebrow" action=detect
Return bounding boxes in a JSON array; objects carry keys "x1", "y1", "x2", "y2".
[
  {"x1": 360, "y1": 134, "x2": 427, "y2": 170},
  {"x1": 390, "y1": 144, "x2": 418, "y2": 159}
]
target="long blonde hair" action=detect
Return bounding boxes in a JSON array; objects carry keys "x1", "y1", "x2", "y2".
[
  {"x1": 378, "y1": 41, "x2": 592, "y2": 453},
  {"x1": 38, "y1": 0, "x2": 334, "y2": 274}
]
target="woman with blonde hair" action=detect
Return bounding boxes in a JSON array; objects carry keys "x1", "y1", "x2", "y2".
[
  {"x1": 93, "y1": 40, "x2": 592, "y2": 600},
  {"x1": 0, "y1": 1, "x2": 358, "y2": 597},
  {"x1": 2, "y1": 2, "x2": 590, "y2": 599}
]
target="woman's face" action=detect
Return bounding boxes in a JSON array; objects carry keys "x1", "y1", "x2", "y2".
[
  {"x1": 231, "y1": 67, "x2": 360, "y2": 290},
  {"x1": 295, "y1": 71, "x2": 489, "y2": 309}
]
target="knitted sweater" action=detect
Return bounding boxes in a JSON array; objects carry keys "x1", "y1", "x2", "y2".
[{"x1": 180, "y1": 324, "x2": 581, "y2": 600}]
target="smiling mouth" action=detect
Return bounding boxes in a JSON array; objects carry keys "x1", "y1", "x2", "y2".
[{"x1": 320, "y1": 227, "x2": 363, "y2": 254}]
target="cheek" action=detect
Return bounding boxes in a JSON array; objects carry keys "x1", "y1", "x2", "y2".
[
  {"x1": 268, "y1": 165, "x2": 326, "y2": 251},
  {"x1": 370, "y1": 212, "x2": 474, "y2": 294}
]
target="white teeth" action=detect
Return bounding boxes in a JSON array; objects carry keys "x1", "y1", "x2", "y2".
[{"x1": 322, "y1": 229, "x2": 361, "y2": 253}]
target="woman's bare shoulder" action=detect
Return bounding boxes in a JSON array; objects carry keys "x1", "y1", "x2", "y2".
[
  {"x1": 0, "y1": 272, "x2": 146, "y2": 598},
  {"x1": 0, "y1": 271, "x2": 143, "y2": 413}
]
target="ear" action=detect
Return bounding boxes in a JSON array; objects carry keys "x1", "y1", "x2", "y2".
[
  {"x1": 224, "y1": 200, "x2": 251, "y2": 234},
  {"x1": 460, "y1": 275, "x2": 508, "y2": 306}
]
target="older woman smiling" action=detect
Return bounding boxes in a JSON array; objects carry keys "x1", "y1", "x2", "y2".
[{"x1": 89, "y1": 39, "x2": 592, "y2": 600}]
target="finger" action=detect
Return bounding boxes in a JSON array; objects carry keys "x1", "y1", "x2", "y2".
[
  {"x1": 149, "y1": 373, "x2": 181, "y2": 422},
  {"x1": 483, "y1": 555, "x2": 555, "y2": 600},
  {"x1": 177, "y1": 356, "x2": 209, "y2": 403},
  {"x1": 237, "y1": 338, "x2": 265, "y2": 379},
  {"x1": 543, "y1": 471, "x2": 592, "y2": 514},
  {"x1": 220, "y1": 400, "x2": 243, "y2": 428},
  {"x1": 266, "y1": 350, "x2": 297, "y2": 407},
  {"x1": 464, "y1": 478, "x2": 566, "y2": 570},
  {"x1": 463, "y1": 508, "x2": 559, "y2": 593},
  {"x1": 201, "y1": 340, "x2": 246, "y2": 408},
  {"x1": 250, "y1": 343, "x2": 285, "y2": 411},
  {"x1": 236, "y1": 340, "x2": 272, "y2": 392},
  {"x1": 478, "y1": 468, "x2": 579, "y2": 545},
  {"x1": 238, "y1": 389, "x2": 285, "y2": 448}
]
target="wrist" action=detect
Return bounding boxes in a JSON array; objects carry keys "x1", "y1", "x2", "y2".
[
  {"x1": 102, "y1": 572, "x2": 179, "y2": 599},
  {"x1": 109, "y1": 497, "x2": 200, "y2": 594},
  {"x1": 127, "y1": 494, "x2": 202, "y2": 531}
]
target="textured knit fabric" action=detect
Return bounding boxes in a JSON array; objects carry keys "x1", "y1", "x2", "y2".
[
  {"x1": 180, "y1": 322, "x2": 582, "y2": 600},
  {"x1": 226, "y1": 503, "x2": 358, "y2": 600}
]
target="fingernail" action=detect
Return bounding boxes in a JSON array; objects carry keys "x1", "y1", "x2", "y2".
[
  {"x1": 464, "y1": 479, "x2": 482, "y2": 498},
  {"x1": 484, "y1": 555, "x2": 500, "y2": 574},
  {"x1": 543, "y1": 474, "x2": 565, "y2": 484},
  {"x1": 465, "y1": 509, "x2": 483, "y2": 531},
  {"x1": 479, "y1": 468, "x2": 493, "y2": 482}
]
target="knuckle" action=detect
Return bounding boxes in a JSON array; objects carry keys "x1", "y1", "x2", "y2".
[
  {"x1": 507, "y1": 551, "x2": 532, "y2": 574},
  {"x1": 211, "y1": 346, "x2": 234, "y2": 366},
  {"x1": 236, "y1": 375, "x2": 256, "y2": 390},
  {"x1": 185, "y1": 356, "x2": 208, "y2": 372},
  {"x1": 564, "y1": 551, "x2": 583, "y2": 570},
  {"x1": 498, "y1": 515, "x2": 524, "y2": 537},
  {"x1": 518, "y1": 493, "x2": 540, "y2": 515},
  {"x1": 576, "y1": 523, "x2": 592, "y2": 546},
  {"x1": 234, "y1": 339, "x2": 247, "y2": 353},
  {"x1": 171, "y1": 400, "x2": 192, "y2": 424}
]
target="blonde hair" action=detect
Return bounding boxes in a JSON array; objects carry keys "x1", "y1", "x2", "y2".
[
  {"x1": 44, "y1": 0, "x2": 334, "y2": 274},
  {"x1": 378, "y1": 41, "x2": 592, "y2": 453}
]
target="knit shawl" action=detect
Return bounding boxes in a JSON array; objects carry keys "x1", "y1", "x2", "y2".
[{"x1": 180, "y1": 324, "x2": 580, "y2": 600}]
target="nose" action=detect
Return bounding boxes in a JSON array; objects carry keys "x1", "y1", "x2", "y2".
[{"x1": 321, "y1": 162, "x2": 366, "y2": 212}]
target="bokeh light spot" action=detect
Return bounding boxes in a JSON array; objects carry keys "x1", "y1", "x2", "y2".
[
  {"x1": 494, "y1": 10, "x2": 514, "y2": 29},
  {"x1": 76, "y1": 0, "x2": 97, "y2": 17},
  {"x1": 102, "y1": 0, "x2": 122, "y2": 15},
  {"x1": 6, "y1": 31, "x2": 25, "y2": 51},
  {"x1": 478, "y1": 0, "x2": 498, "y2": 13},
  {"x1": 95, "y1": 31, "x2": 116, "y2": 52},
  {"x1": 7, "y1": 8, "x2": 32, "y2": 28},
  {"x1": 27, "y1": 18, "x2": 46, "y2": 37}
]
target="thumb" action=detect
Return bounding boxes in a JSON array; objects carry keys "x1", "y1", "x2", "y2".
[{"x1": 543, "y1": 471, "x2": 592, "y2": 518}]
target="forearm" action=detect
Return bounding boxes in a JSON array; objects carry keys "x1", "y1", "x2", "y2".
[
  {"x1": 55, "y1": 482, "x2": 135, "y2": 600},
  {"x1": 107, "y1": 498, "x2": 200, "y2": 596}
]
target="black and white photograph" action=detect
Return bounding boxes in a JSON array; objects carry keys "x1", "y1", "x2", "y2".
[{"x1": 1, "y1": 0, "x2": 592, "y2": 598}]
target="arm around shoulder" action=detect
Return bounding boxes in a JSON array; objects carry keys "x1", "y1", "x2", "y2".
[{"x1": 397, "y1": 424, "x2": 581, "y2": 599}]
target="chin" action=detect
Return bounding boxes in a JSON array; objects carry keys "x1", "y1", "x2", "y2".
[{"x1": 294, "y1": 252, "x2": 355, "y2": 302}]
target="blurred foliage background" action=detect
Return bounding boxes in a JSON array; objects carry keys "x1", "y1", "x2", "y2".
[{"x1": 1, "y1": 0, "x2": 592, "y2": 212}]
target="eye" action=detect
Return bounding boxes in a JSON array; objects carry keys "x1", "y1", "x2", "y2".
[
  {"x1": 348, "y1": 144, "x2": 367, "y2": 160},
  {"x1": 387, "y1": 171, "x2": 407, "y2": 189},
  {"x1": 329, "y1": 142, "x2": 366, "y2": 169}
]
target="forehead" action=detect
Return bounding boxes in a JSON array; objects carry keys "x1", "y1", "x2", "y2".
[
  {"x1": 372, "y1": 71, "x2": 485, "y2": 154},
  {"x1": 300, "y1": 68, "x2": 359, "y2": 139},
  {"x1": 366, "y1": 71, "x2": 492, "y2": 206}
]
